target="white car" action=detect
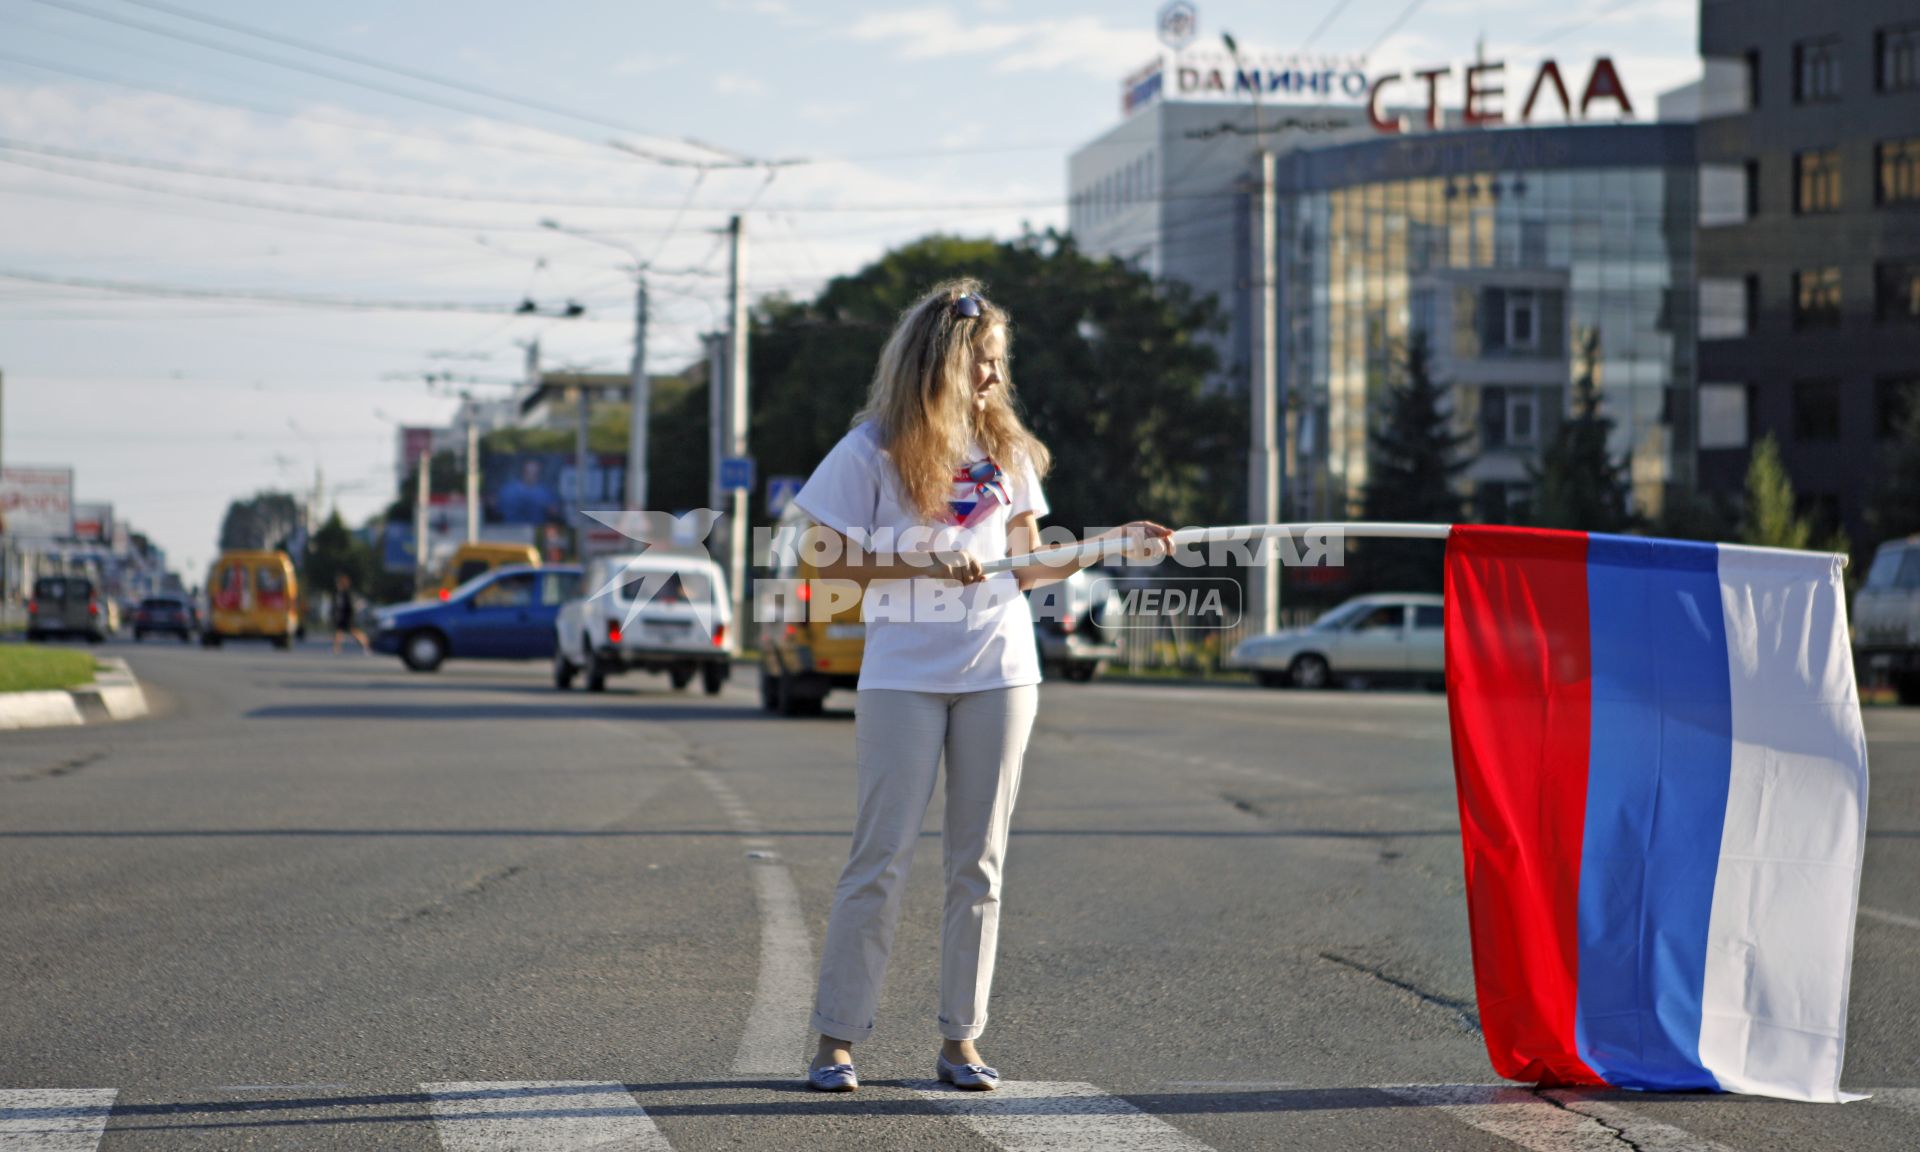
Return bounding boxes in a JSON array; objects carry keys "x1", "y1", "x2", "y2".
[
  {"x1": 1228, "y1": 593, "x2": 1445, "y2": 689},
  {"x1": 1855, "y1": 535, "x2": 1920, "y2": 705},
  {"x1": 554, "y1": 553, "x2": 733, "y2": 695}
]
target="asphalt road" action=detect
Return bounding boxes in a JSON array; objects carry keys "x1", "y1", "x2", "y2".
[{"x1": 2, "y1": 640, "x2": 1917, "y2": 1150}]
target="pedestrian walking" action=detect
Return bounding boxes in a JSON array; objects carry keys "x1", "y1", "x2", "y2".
[
  {"x1": 791, "y1": 279, "x2": 1172, "y2": 1093},
  {"x1": 331, "y1": 571, "x2": 369, "y2": 654}
]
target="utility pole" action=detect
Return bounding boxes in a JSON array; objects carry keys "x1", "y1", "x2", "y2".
[
  {"x1": 1248, "y1": 150, "x2": 1280, "y2": 637},
  {"x1": 1224, "y1": 28, "x2": 1280, "y2": 637},
  {"x1": 725, "y1": 215, "x2": 749, "y2": 647},
  {"x1": 413, "y1": 449, "x2": 430, "y2": 598},
  {"x1": 465, "y1": 416, "x2": 480, "y2": 543},
  {"x1": 575, "y1": 381, "x2": 591, "y2": 560},
  {"x1": 706, "y1": 331, "x2": 725, "y2": 518},
  {"x1": 627, "y1": 277, "x2": 650, "y2": 514}
]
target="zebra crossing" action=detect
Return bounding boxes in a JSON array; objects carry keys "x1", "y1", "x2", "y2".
[{"x1": 2, "y1": 1080, "x2": 1915, "y2": 1150}]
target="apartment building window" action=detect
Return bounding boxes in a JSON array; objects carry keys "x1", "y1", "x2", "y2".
[
  {"x1": 1879, "y1": 137, "x2": 1920, "y2": 205},
  {"x1": 1507, "y1": 290, "x2": 1538, "y2": 350},
  {"x1": 1795, "y1": 148, "x2": 1843, "y2": 214},
  {"x1": 1795, "y1": 38, "x2": 1842, "y2": 103},
  {"x1": 1880, "y1": 24, "x2": 1920, "y2": 92},
  {"x1": 1746, "y1": 273, "x2": 1760, "y2": 332},
  {"x1": 1877, "y1": 374, "x2": 1920, "y2": 439},
  {"x1": 1877, "y1": 260, "x2": 1920, "y2": 324},
  {"x1": 1700, "y1": 277, "x2": 1753, "y2": 338},
  {"x1": 1745, "y1": 49, "x2": 1762, "y2": 107},
  {"x1": 1745, "y1": 160, "x2": 1761, "y2": 216},
  {"x1": 1479, "y1": 387, "x2": 1539, "y2": 449},
  {"x1": 1793, "y1": 267, "x2": 1843, "y2": 328},
  {"x1": 1793, "y1": 379, "x2": 1842, "y2": 442},
  {"x1": 1699, "y1": 383, "x2": 1752, "y2": 450}
]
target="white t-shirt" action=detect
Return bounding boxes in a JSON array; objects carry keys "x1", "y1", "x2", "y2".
[{"x1": 790, "y1": 420, "x2": 1049, "y2": 694}]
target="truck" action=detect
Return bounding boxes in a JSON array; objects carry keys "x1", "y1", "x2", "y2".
[
  {"x1": 554, "y1": 552, "x2": 733, "y2": 695},
  {"x1": 1855, "y1": 534, "x2": 1920, "y2": 705}
]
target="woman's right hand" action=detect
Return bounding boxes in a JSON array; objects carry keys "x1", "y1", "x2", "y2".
[{"x1": 930, "y1": 550, "x2": 986, "y2": 585}]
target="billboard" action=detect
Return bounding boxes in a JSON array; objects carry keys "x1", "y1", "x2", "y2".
[
  {"x1": 481, "y1": 452, "x2": 627, "y2": 527},
  {"x1": 0, "y1": 466, "x2": 74, "y2": 539},
  {"x1": 72, "y1": 501, "x2": 113, "y2": 543}
]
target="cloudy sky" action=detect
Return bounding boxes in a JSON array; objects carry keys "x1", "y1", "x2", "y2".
[{"x1": 0, "y1": 0, "x2": 1698, "y2": 576}]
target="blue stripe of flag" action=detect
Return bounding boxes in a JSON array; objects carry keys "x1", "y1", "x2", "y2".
[{"x1": 1575, "y1": 534, "x2": 1734, "y2": 1090}]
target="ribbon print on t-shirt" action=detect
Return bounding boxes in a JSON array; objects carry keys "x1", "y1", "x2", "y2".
[{"x1": 948, "y1": 456, "x2": 1010, "y2": 529}]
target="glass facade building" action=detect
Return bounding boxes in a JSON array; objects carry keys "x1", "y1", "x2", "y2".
[{"x1": 1277, "y1": 125, "x2": 1699, "y2": 521}]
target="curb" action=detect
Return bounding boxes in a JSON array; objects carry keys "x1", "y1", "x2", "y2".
[{"x1": 0, "y1": 656, "x2": 149, "y2": 731}]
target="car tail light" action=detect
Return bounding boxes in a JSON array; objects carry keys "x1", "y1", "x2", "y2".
[
  {"x1": 712, "y1": 624, "x2": 726, "y2": 648},
  {"x1": 27, "y1": 601, "x2": 36, "y2": 614},
  {"x1": 439, "y1": 589, "x2": 451, "y2": 601},
  {"x1": 607, "y1": 621, "x2": 623, "y2": 645},
  {"x1": 817, "y1": 657, "x2": 830, "y2": 669},
  {"x1": 798, "y1": 582, "x2": 811, "y2": 602},
  {"x1": 88, "y1": 601, "x2": 99, "y2": 617},
  {"x1": 784, "y1": 624, "x2": 797, "y2": 637},
  {"x1": 1061, "y1": 613, "x2": 1078, "y2": 634}
]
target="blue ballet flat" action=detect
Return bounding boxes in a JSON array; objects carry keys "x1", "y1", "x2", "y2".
[
  {"x1": 807, "y1": 1061, "x2": 858, "y2": 1093},
  {"x1": 936, "y1": 1052, "x2": 1000, "y2": 1091}
]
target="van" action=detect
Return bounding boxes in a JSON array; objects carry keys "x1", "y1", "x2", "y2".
[
  {"x1": 204, "y1": 550, "x2": 299, "y2": 648},
  {"x1": 27, "y1": 575, "x2": 115, "y2": 643},
  {"x1": 758, "y1": 507, "x2": 864, "y2": 715},
  {"x1": 437, "y1": 541, "x2": 541, "y2": 600}
]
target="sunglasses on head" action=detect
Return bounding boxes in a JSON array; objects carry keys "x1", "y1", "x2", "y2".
[{"x1": 952, "y1": 292, "x2": 987, "y2": 319}]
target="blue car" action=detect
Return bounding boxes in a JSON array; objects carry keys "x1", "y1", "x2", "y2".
[{"x1": 372, "y1": 565, "x2": 583, "y2": 672}]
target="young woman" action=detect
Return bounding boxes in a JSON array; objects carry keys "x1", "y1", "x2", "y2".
[{"x1": 788, "y1": 279, "x2": 1172, "y2": 1093}]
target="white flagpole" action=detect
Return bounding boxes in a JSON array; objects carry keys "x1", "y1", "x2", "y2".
[{"x1": 982, "y1": 521, "x2": 1454, "y2": 574}]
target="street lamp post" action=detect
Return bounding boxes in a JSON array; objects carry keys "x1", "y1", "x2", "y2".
[{"x1": 540, "y1": 220, "x2": 651, "y2": 518}]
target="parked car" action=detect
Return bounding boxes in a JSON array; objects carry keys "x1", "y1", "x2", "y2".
[
  {"x1": 555, "y1": 553, "x2": 732, "y2": 694},
  {"x1": 373, "y1": 564, "x2": 582, "y2": 672},
  {"x1": 132, "y1": 595, "x2": 197, "y2": 642},
  {"x1": 26, "y1": 575, "x2": 116, "y2": 643},
  {"x1": 1855, "y1": 535, "x2": 1920, "y2": 705},
  {"x1": 1228, "y1": 593, "x2": 1445, "y2": 689},
  {"x1": 1030, "y1": 567, "x2": 1125, "y2": 681},
  {"x1": 204, "y1": 550, "x2": 300, "y2": 648}
]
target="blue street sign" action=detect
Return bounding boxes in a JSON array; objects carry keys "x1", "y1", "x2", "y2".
[
  {"x1": 766, "y1": 475, "x2": 805, "y2": 517},
  {"x1": 720, "y1": 456, "x2": 755, "y2": 493}
]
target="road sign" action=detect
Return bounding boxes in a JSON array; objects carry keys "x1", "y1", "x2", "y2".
[
  {"x1": 720, "y1": 456, "x2": 755, "y2": 494},
  {"x1": 766, "y1": 475, "x2": 804, "y2": 517}
]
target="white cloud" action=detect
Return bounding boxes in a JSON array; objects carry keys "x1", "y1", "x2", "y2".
[
  {"x1": 712, "y1": 72, "x2": 766, "y2": 97},
  {"x1": 612, "y1": 51, "x2": 680, "y2": 76},
  {"x1": 846, "y1": 8, "x2": 1156, "y2": 78}
]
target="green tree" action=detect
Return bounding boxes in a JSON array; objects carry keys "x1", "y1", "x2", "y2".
[
  {"x1": 1359, "y1": 330, "x2": 1470, "y2": 590},
  {"x1": 218, "y1": 491, "x2": 302, "y2": 551},
  {"x1": 1740, "y1": 435, "x2": 1813, "y2": 549},
  {"x1": 744, "y1": 231, "x2": 1240, "y2": 533},
  {"x1": 1528, "y1": 331, "x2": 1632, "y2": 532},
  {"x1": 303, "y1": 510, "x2": 375, "y2": 594}
]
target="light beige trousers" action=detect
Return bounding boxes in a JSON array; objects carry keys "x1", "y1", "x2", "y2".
[{"x1": 811, "y1": 684, "x2": 1040, "y2": 1044}]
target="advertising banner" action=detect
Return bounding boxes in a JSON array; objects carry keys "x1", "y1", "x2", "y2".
[
  {"x1": 0, "y1": 466, "x2": 74, "y2": 539},
  {"x1": 72, "y1": 501, "x2": 113, "y2": 543},
  {"x1": 481, "y1": 452, "x2": 627, "y2": 527}
]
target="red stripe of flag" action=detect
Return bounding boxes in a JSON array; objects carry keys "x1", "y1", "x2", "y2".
[{"x1": 1444, "y1": 525, "x2": 1604, "y2": 1086}]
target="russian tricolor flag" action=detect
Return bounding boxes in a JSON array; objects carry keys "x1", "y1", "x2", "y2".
[{"x1": 1444, "y1": 526, "x2": 1869, "y2": 1103}]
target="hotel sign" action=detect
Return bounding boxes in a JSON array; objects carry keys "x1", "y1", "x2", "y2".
[{"x1": 1367, "y1": 57, "x2": 1633, "y2": 133}]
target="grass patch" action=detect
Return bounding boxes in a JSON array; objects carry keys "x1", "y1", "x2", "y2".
[{"x1": 0, "y1": 646, "x2": 98, "y2": 692}]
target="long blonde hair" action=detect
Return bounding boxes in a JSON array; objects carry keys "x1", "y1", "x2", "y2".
[{"x1": 855, "y1": 278, "x2": 1052, "y2": 523}]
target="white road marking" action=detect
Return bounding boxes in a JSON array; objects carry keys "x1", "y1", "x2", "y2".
[
  {"x1": 692, "y1": 768, "x2": 816, "y2": 1076},
  {"x1": 1859, "y1": 905, "x2": 1920, "y2": 930},
  {"x1": 0, "y1": 1089, "x2": 116, "y2": 1150},
  {"x1": 912, "y1": 1080, "x2": 1215, "y2": 1151},
  {"x1": 1380, "y1": 1085, "x2": 1738, "y2": 1152},
  {"x1": 422, "y1": 1081, "x2": 672, "y2": 1151}
]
